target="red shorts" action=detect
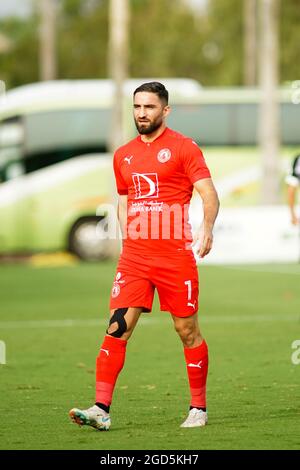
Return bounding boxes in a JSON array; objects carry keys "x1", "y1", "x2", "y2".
[{"x1": 109, "y1": 250, "x2": 199, "y2": 317}]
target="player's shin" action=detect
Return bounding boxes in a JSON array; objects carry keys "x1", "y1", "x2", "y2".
[
  {"x1": 184, "y1": 340, "x2": 208, "y2": 410},
  {"x1": 95, "y1": 335, "x2": 127, "y2": 411}
]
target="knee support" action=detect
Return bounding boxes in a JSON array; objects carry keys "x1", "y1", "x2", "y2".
[{"x1": 106, "y1": 308, "x2": 128, "y2": 338}]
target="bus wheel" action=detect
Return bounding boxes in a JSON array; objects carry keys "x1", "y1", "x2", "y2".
[{"x1": 68, "y1": 216, "x2": 111, "y2": 261}]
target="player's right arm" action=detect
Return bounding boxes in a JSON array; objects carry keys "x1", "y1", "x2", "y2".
[
  {"x1": 113, "y1": 150, "x2": 128, "y2": 240},
  {"x1": 117, "y1": 195, "x2": 128, "y2": 240}
]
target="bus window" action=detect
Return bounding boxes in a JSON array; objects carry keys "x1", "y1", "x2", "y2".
[
  {"x1": 0, "y1": 117, "x2": 25, "y2": 182},
  {"x1": 24, "y1": 109, "x2": 110, "y2": 154},
  {"x1": 20, "y1": 109, "x2": 108, "y2": 175}
]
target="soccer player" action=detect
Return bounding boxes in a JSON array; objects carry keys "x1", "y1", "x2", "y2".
[
  {"x1": 69, "y1": 82, "x2": 220, "y2": 430},
  {"x1": 286, "y1": 154, "x2": 300, "y2": 225}
]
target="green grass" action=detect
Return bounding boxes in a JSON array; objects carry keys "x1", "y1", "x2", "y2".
[{"x1": 0, "y1": 262, "x2": 300, "y2": 450}]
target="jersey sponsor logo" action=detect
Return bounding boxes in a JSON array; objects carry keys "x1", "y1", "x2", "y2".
[
  {"x1": 157, "y1": 148, "x2": 171, "y2": 163},
  {"x1": 124, "y1": 155, "x2": 134, "y2": 165},
  {"x1": 132, "y1": 173, "x2": 159, "y2": 199},
  {"x1": 129, "y1": 201, "x2": 163, "y2": 213}
]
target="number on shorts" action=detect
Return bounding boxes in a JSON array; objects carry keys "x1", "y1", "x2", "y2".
[{"x1": 184, "y1": 280, "x2": 192, "y2": 301}]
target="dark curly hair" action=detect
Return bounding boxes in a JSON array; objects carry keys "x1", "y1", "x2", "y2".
[{"x1": 133, "y1": 82, "x2": 169, "y2": 105}]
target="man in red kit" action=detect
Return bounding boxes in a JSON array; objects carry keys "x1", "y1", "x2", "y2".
[{"x1": 69, "y1": 82, "x2": 219, "y2": 430}]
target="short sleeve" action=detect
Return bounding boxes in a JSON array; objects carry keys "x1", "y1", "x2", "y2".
[
  {"x1": 180, "y1": 139, "x2": 211, "y2": 184},
  {"x1": 113, "y1": 152, "x2": 128, "y2": 195},
  {"x1": 286, "y1": 155, "x2": 300, "y2": 187},
  {"x1": 285, "y1": 175, "x2": 299, "y2": 187}
]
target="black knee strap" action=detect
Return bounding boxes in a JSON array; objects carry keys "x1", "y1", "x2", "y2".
[{"x1": 107, "y1": 308, "x2": 128, "y2": 337}]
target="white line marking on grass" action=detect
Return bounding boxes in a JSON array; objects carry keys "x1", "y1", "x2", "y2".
[
  {"x1": 218, "y1": 266, "x2": 300, "y2": 276},
  {"x1": 0, "y1": 319, "x2": 106, "y2": 329},
  {"x1": 0, "y1": 314, "x2": 298, "y2": 329},
  {"x1": 202, "y1": 314, "x2": 300, "y2": 323}
]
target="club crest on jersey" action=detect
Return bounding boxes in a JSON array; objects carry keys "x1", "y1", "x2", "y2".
[
  {"x1": 157, "y1": 148, "x2": 171, "y2": 163},
  {"x1": 111, "y1": 283, "x2": 120, "y2": 298},
  {"x1": 132, "y1": 173, "x2": 159, "y2": 199}
]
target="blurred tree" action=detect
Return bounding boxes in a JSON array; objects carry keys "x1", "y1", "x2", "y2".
[
  {"x1": 0, "y1": 0, "x2": 299, "y2": 89},
  {"x1": 204, "y1": 0, "x2": 244, "y2": 85},
  {"x1": 280, "y1": 0, "x2": 300, "y2": 83},
  {"x1": 108, "y1": 0, "x2": 129, "y2": 151},
  {"x1": 0, "y1": 32, "x2": 13, "y2": 54},
  {"x1": 243, "y1": 0, "x2": 257, "y2": 86},
  {"x1": 259, "y1": 0, "x2": 280, "y2": 204},
  {"x1": 57, "y1": 0, "x2": 108, "y2": 78},
  {"x1": 129, "y1": 0, "x2": 208, "y2": 82},
  {"x1": 0, "y1": 16, "x2": 39, "y2": 88}
]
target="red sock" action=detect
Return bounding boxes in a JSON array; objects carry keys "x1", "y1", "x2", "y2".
[
  {"x1": 95, "y1": 335, "x2": 127, "y2": 407},
  {"x1": 184, "y1": 340, "x2": 208, "y2": 409}
]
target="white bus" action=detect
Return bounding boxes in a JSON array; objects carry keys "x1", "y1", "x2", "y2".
[{"x1": 0, "y1": 78, "x2": 202, "y2": 259}]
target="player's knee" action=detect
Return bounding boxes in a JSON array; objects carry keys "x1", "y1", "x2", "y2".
[
  {"x1": 180, "y1": 327, "x2": 194, "y2": 343},
  {"x1": 174, "y1": 321, "x2": 192, "y2": 336},
  {"x1": 106, "y1": 308, "x2": 128, "y2": 338},
  {"x1": 174, "y1": 322, "x2": 199, "y2": 347}
]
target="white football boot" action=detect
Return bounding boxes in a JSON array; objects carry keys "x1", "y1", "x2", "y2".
[
  {"x1": 69, "y1": 405, "x2": 111, "y2": 431},
  {"x1": 180, "y1": 408, "x2": 208, "y2": 428}
]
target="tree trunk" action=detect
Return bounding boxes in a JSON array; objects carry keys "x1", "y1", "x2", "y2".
[
  {"x1": 108, "y1": 0, "x2": 130, "y2": 256},
  {"x1": 259, "y1": 0, "x2": 280, "y2": 204},
  {"x1": 244, "y1": 0, "x2": 257, "y2": 86},
  {"x1": 108, "y1": 0, "x2": 130, "y2": 153},
  {"x1": 39, "y1": 0, "x2": 57, "y2": 81}
]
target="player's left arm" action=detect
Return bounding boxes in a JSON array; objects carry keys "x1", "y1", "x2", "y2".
[{"x1": 193, "y1": 178, "x2": 220, "y2": 258}]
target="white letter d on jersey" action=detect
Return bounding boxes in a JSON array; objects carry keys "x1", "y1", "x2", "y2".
[{"x1": 132, "y1": 173, "x2": 159, "y2": 199}]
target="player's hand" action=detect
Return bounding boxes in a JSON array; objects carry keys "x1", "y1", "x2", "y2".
[
  {"x1": 291, "y1": 214, "x2": 300, "y2": 225},
  {"x1": 192, "y1": 225, "x2": 214, "y2": 258}
]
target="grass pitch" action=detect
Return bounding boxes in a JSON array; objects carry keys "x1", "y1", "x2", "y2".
[{"x1": 0, "y1": 261, "x2": 299, "y2": 450}]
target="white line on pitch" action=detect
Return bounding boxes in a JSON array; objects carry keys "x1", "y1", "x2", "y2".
[
  {"x1": 218, "y1": 266, "x2": 300, "y2": 275},
  {"x1": 0, "y1": 314, "x2": 298, "y2": 329}
]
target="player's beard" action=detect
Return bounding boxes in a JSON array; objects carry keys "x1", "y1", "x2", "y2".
[{"x1": 134, "y1": 116, "x2": 163, "y2": 135}]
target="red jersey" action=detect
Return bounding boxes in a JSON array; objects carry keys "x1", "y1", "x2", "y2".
[{"x1": 113, "y1": 127, "x2": 211, "y2": 253}]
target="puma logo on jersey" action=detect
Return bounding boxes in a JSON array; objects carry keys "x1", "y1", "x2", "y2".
[
  {"x1": 187, "y1": 301, "x2": 196, "y2": 309},
  {"x1": 187, "y1": 361, "x2": 202, "y2": 369},
  {"x1": 100, "y1": 348, "x2": 109, "y2": 356},
  {"x1": 124, "y1": 156, "x2": 133, "y2": 165}
]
